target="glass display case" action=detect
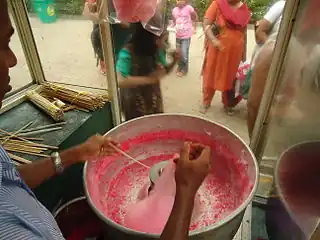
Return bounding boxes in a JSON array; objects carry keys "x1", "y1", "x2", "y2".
[
  {"x1": 250, "y1": 0, "x2": 320, "y2": 238},
  {"x1": 5, "y1": 0, "x2": 320, "y2": 238}
]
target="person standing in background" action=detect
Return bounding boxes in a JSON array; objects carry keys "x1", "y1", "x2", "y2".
[
  {"x1": 116, "y1": 23, "x2": 179, "y2": 121},
  {"x1": 83, "y1": 0, "x2": 131, "y2": 75},
  {"x1": 252, "y1": 0, "x2": 285, "y2": 67},
  {"x1": 201, "y1": 0, "x2": 250, "y2": 115},
  {"x1": 172, "y1": 0, "x2": 198, "y2": 77},
  {"x1": 240, "y1": 0, "x2": 285, "y2": 100},
  {"x1": 255, "y1": 0, "x2": 285, "y2": 45},
  {"x1": 83, "y1": 0, "x2": 106, "y2": 75}
]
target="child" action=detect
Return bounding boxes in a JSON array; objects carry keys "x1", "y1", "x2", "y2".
[
  {"x1": 83, "y1": 0, "x2": 131, "y2": 75},
  {"x1": 116, "y1": 23, "x2": 179, "y2": 121},
  {"x1": 172, "y1": 0, "x2": 198, "y2": 77}
]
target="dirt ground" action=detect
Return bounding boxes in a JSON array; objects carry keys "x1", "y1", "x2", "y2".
[{"x1": 10, "y1": 16, "x2": 256, "y2": 143}]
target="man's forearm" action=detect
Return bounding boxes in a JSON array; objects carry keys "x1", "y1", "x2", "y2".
[
  {"x1": 160, "y1": 188, "x2": 195, "y2": 240},
  {"x1": 17, "y1": 146, "x2": 81, "y2": 189}
]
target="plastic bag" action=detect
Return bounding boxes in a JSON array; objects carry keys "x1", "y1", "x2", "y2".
[
  {"x1": 236, "y1": 61, "x2": 250, "y2": 98},
  {"x1": 98, "y1": 0, "x2": 167, "y2": 36}
]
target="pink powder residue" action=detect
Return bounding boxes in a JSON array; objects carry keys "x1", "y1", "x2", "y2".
[{"x1": 86, "y1": 130, "x2": 254, "y2": 234}]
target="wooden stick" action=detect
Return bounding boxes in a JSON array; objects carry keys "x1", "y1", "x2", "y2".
[
  {"x1": 4, "y1": 139, "x2": 58, "y2": 150},
  {"x1": 1, "y1": 121, "x2": 34, "y2": 145},
  {"x1": 0, "y1": 136, "x2": 43, "y2": 141},
  {"x1": 7, "y1": 153, "x2": 32, "y2": 164},
  {"x1": 13, "y1": 160, "x2": 21, "y2": 166},
  {"x1": 19, "y1": 122, "x2": 66, "y2": 134},
  {"x1": 109, "y1": 144, "x2": 150, "y2": 169},
  {"x1": 17, "y1": 127, "x2": 63, "y2": 137},
  {"x1": 0, "y1": 128, "x2": 55, "y2": 151},
  {"x1": 0, "y1": 128, "x2": 34, "y2": 144},
  {"x1": 5, "y1": 148, "x2": 50, "y2": 157},
  {"x1": 3, "y1": 143, "x2": 47, "y2": 152}
]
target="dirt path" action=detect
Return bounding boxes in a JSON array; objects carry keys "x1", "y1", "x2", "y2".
[{"x1": 10, "y1": 17, "x2": 256, "y2": 143}]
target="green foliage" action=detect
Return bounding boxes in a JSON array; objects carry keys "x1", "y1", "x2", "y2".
[
  {"x1": 26, "y1": 0, "x2": 84, "y2": 15},
  {"x1": 56, "y1": 0, "x2": 84, "y2": 15},
  {"x1": 246, "y1": 0, "x2": 276, "y2": 22}
]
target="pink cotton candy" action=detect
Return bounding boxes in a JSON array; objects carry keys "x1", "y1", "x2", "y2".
[
  {"x1": 124, "y1": 194, "x2": 175, "y2": 233},
  {"x1": 149, "y1": 159, "x2": 177, "y2": 197},
  {"x1": 124, "y1": 159, "x2": 177, "y2": 233},
  {"x1": 113, "y1": 0, "x2": 157, "y2": 23}
]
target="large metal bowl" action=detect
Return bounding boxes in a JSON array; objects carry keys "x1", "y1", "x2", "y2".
[
  {"x1": 84, "y1": 114, "x2": 258, "y2": 239},
  {"x1": 275, "y1": 141, "x2": 320, "y2": 239}
]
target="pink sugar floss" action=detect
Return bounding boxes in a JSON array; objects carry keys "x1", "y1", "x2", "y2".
[{"x1": 124, "y1": 157, "x2": 177, "y2": 234}]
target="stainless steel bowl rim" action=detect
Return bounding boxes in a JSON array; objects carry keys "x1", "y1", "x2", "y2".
[
  {"x1": 274, "y1": 140, "x2": 320, "y2": 236},
  {"x1": 53, "y1": 196, "x2": 87, "y2": 218},
  {"x1": 83, "y1": 113, "x2": 259, "y2": 237}
]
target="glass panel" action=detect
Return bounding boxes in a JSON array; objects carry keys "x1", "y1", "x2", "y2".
[
  {"x1": 26, "y1": 0, "x2": 109, "y2": 90},
  {"x1": 261, "y1": 0, "x2": 320, "y2": 237},
  {"x1": 9, "y1": 15, "x2": 33, "y2": 93},
  {"x1": 115, "y1": 0, "x2": 278, "y2": 146}
]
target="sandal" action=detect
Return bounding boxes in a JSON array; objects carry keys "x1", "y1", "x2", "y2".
[
  {"x1": 225, "y1": 107, "x2": 234, "y2": 116},
  {"x1": 200, "y1": 105, "x2": 210, "y2": 114}
]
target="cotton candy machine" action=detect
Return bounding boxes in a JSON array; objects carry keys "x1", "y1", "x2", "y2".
[{"x1": 84, "y1": 114, "x2": 258, "y2": 239}]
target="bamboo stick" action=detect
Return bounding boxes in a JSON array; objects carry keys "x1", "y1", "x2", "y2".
[
  {"x1": 4, "y1": 139, "x2": 58, "y2": 150},
  {"x1": 41, "y1": 83, "x2": 107, "y2": 111},
  {"x1": 0, "y1": 136, "x2": 43, "y2": 141},
  {"x1": 17, "y1": 127, "x2": 63, "y2": 137},
  {"x1": 18, "y1": 122, "x2": 66, "y2": 134},
  {"x1": 7, "y1": 153, "x2": 31, "y2": 164},
  {"x1": 5, "y1": 147, "x2": 50, "y2": 157},
  {"x1": 3, "y1": 143, "x2": 47, "y2": 152},
  {"x1": 0, "y1": 128, "x2": 51, "y2": 149},
  {"x1": 13, "y1": 161, "x2": 21, "y2": 166},
  {"x1": 1, "y1": 121, "x2": 34, "y2": 145},
  {"x1": 110, "y1": 144, "x2": 150, "y2": 169},
  {"x1": 27, "y1": 91, "x2": 64, "y2": 121}
]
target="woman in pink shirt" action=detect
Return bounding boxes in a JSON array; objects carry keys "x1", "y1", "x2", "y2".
[{"x1": 172, "y1": 0, "x2": 198, "y2": 77}]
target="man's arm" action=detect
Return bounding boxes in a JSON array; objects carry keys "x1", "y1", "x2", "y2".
[
  {"x1": 17, "y1": 146, "x2": 81, "y2": 189},
  {"x1": 255, "y1": 1, "x2": 284, "y2": 44},
  {"x1": 247, "y1": 42, "x2": 274, "y2": 137},
  {"x1": 160, "y1": 143, "x2": 211, "y2": 240},
  {"x1": 160, "y1": 187, "x2": 195, "y2": 240},
  {"x1": 17, "y1": 136, "x2": 117, "y2": 189}
]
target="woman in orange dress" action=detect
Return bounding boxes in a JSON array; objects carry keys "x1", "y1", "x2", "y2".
[{"x1": 201, "y1": 0, "x2": 250, "y2": 114}]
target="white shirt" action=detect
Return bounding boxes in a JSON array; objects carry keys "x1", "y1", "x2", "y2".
[
  {"x1": 264, "y1": 0, "x2": 286, "y2": 36},
  {"x1": 251, "y1": 1, "x2": 286, "y2": 67}
]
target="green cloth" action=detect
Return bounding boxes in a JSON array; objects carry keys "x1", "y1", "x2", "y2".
[
  {"x1": 111, "y1": 24, "x2": 132, "y2": 60},
  {"x1": 116, "y1": 49, "x2": 167, "y2": 77},
  {"x1": 240, "y1": 68, "x2": 253, "y2": 100}
]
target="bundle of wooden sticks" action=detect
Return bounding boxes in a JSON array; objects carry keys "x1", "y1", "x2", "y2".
[
  {"x1": 41, "y1": 83, "x2": 108, "y2": 111},
  {"x1": 0, "y1": 121, "x2": 64, "y2": 165},
  {"x1": 27, "y1": 91, "x2": 64, "y2": 122}
]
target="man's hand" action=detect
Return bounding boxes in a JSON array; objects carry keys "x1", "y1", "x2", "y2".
[
  {"x1": 76, "y1": 135, "x2": 119, "y2": 162},
  {"x1": 175, "y1": 143, "x2": 211, "y2": 195}
]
